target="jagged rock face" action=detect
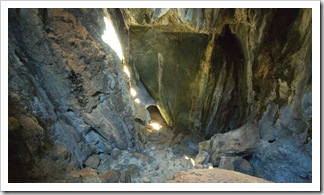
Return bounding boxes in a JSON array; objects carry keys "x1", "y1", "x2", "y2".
[
  {"x1": 8, "y1": 8, "x2": 312, "y2": 183},
  {"x1": 8, "y1": 8, "x2": 139, "y2": 182}
]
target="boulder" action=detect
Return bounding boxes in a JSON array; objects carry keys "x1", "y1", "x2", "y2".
[
  {"x1": 195, "y1": 124, "x2": 259, "y2": 167},
  {"x1": 209, "y1": 124, "x2": 260, "y2": 165}
]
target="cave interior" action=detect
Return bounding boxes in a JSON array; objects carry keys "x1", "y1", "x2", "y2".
[{"x1": 7, "y1": 8, "x2": 312, "y2": 183}]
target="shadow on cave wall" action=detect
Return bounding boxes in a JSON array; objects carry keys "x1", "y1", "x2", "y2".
[{"x1": 204, "y1": 25, "x2": 247, "y2": 139}]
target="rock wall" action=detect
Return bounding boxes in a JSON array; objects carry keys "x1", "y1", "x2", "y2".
[
  {"x1": 8, "y1": 8, "x2": 139, "y2": 182},
  {"x1": 116, "y1": 8, "x2": 312, "y2": 182}
]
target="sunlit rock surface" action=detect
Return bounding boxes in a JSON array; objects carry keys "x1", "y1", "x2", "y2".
[{"x1": 8, "y1": 8, "x2": 312, "y2": 183}]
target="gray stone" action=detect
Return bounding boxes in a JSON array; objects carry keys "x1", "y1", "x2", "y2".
[
  {"x1": 210, "y1": 124, "x2": 260, "y2": 156},
  {"x1": 218, "y1": 156, "x2": 235, "y2": 171},
  {"x1": 198, "y1": 123, "x2": 259, "y2": 168},
  {"x1": 85, "y1": 154, "x2": 100, "y2": 169}
]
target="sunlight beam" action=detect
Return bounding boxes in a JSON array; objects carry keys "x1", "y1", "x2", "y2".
[
  {"x1": 149, "y1": 122, "x2": 162, "y2": 130},
  {"x1": 102, "y1": 17, "x2": 124, "y2": 60}
]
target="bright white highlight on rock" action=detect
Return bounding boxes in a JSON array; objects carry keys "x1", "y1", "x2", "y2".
[
  {"x1": 208, "y1": 165, "x2": 213, "y2": 169},
  {"x1": 123, "y1": 66, "x2": 130, "y2": 78},
  {"x1": 184, "y1": 156, "x2": 189, "y2": 160},
  {"x1": 102, "y1": 17, "x2": 124, "y2": 60},
  {"x1": 130, "y1": 88, "x2": 137, "y2": 97},
  {"x1": 190, "y1": 158, "x2": 195, "y2": 166},
  {"x1": 134, "y1": 98, "x2": 140, "y2": 103},
  {"x1": 149, "y1": 122, "x2": 162, "y2": 130}
]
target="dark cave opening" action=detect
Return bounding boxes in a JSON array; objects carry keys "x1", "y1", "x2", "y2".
[{"x1": 146, "y1": 105, "x2": 168, "y2": 128}]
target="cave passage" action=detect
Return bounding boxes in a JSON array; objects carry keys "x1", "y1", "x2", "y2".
[{"x1": 146, "y1": 105, "x2": 168, "y2": 129}]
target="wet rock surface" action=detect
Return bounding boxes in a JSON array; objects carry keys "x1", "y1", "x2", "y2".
[{"x1": 8, "y1": 8, "x2": 312, "y2": 183}]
